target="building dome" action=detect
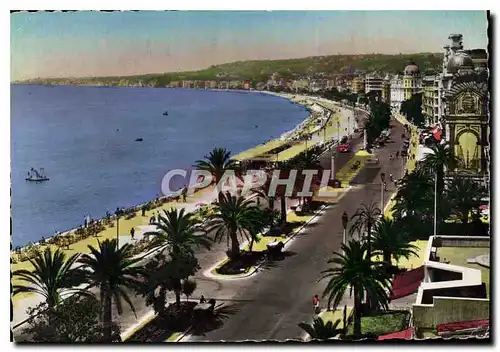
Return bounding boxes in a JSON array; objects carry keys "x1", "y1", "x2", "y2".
[
  {"x1": 404, "y1": 62, "x2": 420, "y2": 76},
  {"x1": 447, "y1": 50, "x2": 474, "y2": 74}
]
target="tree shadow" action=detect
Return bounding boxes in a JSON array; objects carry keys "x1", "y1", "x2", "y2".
[
  {"x1": 257, "y1": 251, "x2": 298, "y2": 272},
  {"x1": 190, "y1": 303, "x2": 242, "y2": 336},
  {"x1": 269, "y1": 250, "x2": 297, "y2": 261}
]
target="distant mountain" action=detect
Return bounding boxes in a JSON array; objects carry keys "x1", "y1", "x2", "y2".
[{"x1": 15, "y1": 52, "x2": 444, "y2": 86}]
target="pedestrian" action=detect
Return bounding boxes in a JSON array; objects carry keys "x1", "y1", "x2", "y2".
[
  {"x1": 141, "y1": 205, "x2": 147, "y2": 217},
  {"x1": 312, "y1": 294, "x2": 320, "y2": 315},
  {"x1": 130, "y1": 227, "x2": 135, "y2": 240},
  {"x1": 181, "y1": 185, "x2": 187, "y2": 203},
  {"x1": 200, "y1": 295, "x2": 206, "y2": 303}
]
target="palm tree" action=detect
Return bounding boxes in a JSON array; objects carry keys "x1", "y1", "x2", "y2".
[
  {"x1": 194, "y1": 147, "x2": 239, "y2": 202},
  {"x1": 149, "y1": 208, "x2": 212, "y2": 255},
  {"x1": 13, "y1": 247, "x2": 87, "y2": 309},
  {"x1": 447, "y1": 176, "x2": 487, "y2": 225},
  {"x1": 393, "y1": 166, "x2": 434, "y2": 218},
  {"x1": 320, "y1": 240, "x2": 391, "y2": 338},
  {"x1": 146, "y1": 208, "x2": 210, "y2": 305},
  {"x1": 292, "y1": 149, "x2": 323, "y2": 205},
  {"x1": 207, "y1": 192, "x2": 259, "y2": 259},
  {"x1": 139, "y1": 251, "x2": 199, "y2": 311},
  {"x1": 421, "y1": 144, "x2": 459, "y2": 232},
  {"x1": 246, "y1": 207, "x2": 273, "y2": 252},
  {"x1": 298, "y1": 317, "x2": 342, "y2": 340},
  {"x1": 421, "y1": 143, "x2": 458, "y2": 198},
  {"x1": 371, "y1": 217, "x2": 419, "y2": 267},
  {"x1": 78, "y1": 239, "x2": 145, "y2": 341},
  {"x1": 349, "y1": 203, "x2": 381, "y2": 263}
]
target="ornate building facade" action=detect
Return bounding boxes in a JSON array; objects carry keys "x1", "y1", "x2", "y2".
[
  {"x1": 403, "y1": 61, "x2": 423, "y2": 100},
  {"x1": 439, "y1": 34, "x2": 489, "y2": 175},
  {"x1": 390, "y1": 74, "x2": 405, "y2": 112}
]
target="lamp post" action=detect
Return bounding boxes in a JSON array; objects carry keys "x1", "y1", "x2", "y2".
[
  {"x1": 115, "y1": 209, "x2": 121, "y2": 250},
  {"x1": 342, "y1": 211, "x2": 349, "y2": 253},
  {"x1": 433, "y1": 172, "x2": 438, "y2": 237},
  {"x1": 363, "y1": 127, "x2": 368, "y2": 150},
  {"x1": 380, "y1": 172, "x2": 386, "y2": 212},
  {"x1": 330, "y1": 146, "x2": 336, "y2": 180},
  {"x1": 337, "y1": 121, "x2": 340, "y2": 143}
]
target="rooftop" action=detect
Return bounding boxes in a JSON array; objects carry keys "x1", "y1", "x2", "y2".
[{"x1": 437, "y1": 246, "x2": 490, "y2": 298}]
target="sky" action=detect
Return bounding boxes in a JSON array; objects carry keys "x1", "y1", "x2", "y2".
[{"x1": 10, "y1": 11, "x2": 489, "y2": 80}]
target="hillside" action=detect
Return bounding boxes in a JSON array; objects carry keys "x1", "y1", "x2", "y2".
[{"x1": 16, "y1": 53, "x2": 443, "y2": 86}]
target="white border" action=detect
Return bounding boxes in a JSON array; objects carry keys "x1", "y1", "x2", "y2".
[{"x1": 4, "y1": 3, "x2": 497, "y2": 351}]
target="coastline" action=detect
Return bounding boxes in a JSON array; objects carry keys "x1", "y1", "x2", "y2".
[
  {"x1": 10, "y1": 89, "x2": 314, "y2": 254},
  {"x1": 11, "y1": 88, "x2": 361, "y2": 255}
]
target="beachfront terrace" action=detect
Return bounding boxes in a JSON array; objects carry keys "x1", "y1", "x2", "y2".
[
  {"x1": 232, "y1": 139, "x2": 287, "y2": 161},
  {"x1": 412, "y1": 235, "x2": 490, "y2": 334},
  {"x1": 436, "y1": 246, "x2": 490, "y2": 298}
]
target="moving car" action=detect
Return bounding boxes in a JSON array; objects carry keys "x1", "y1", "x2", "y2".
[{"x1": 337, "y1": 143, "x2": 351, "y2": 153}]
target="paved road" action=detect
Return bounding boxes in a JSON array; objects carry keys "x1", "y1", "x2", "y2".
[
  {"x1": 13, "y1": 110, "x2": 407, "y2": 343},
  {"x1": 186, "y1": 116, "x2": 408, "y2": 342}
]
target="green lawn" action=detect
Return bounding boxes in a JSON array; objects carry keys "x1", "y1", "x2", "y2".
[
  {"x1": 11, "y1": 187, "x2": 211, "y2": 304},
  {"x1": 437, "y1": 247, "x2": 490, "y2": 297},
  {"x1": 211, "y1": 212, "x2": 313, "y2": 277},
  {"x1": 277, "y1": 141, "x2": 311, "y2": 161},
  {"x1": 372, "y1": 240, "x2": 427, "y2": 269},
  {"x1": 320, "y1": 307, "x2": 352, "y2": 329},
  {"x1": 346, "y1": 311, "x2": 410, "y2": 337},
  {"x1": 335, "y1": 152, "x2": 372, "y2": 186},
  {"x1": 246, "y1": 235, "x2": 287, "y2": 252},
  {"x1": 287, "y1": 212, "x2": 313, "y2": 224},
  {"x1": 232, "y1": 139, "x2": 286, "y2": 161},
  {"x1": 165, "y1": 332, "x2": 181, "y2": 342}
]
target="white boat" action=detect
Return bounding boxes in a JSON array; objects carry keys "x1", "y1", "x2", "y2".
[{"x1": 26, "y1": 168, "x2": 49, "y2": 182}]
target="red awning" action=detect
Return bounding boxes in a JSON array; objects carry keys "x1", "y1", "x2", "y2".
[
  {"x1": 437, "y1": 319, "x2": 489, "y2": 334},
  {"x1": 432, "y1": 125, "x2": 442, "y2": 142},
  {"x1": 390, "y1": 266, "x2": 424, "y2": 300},
  {"x1": 377, "y1": 327, "x2": 413, "y2": 340}
]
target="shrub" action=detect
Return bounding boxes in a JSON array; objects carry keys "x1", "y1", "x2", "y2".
[{"x1": 182, "y1": 279, "x2": 197, "y2": 301}]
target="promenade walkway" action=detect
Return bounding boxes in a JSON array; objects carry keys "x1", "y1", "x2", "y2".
[
  {"x1": 183, "y1": 115, "x2": 408, "y2": 342},
  {"x1": 12, "y1": 98, "x2": 373, "y2": 341}
]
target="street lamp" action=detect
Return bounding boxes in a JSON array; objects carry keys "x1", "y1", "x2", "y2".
[
  {"x1": 380, "y1": 172, "x2": 386, "y2": 212},
  {"x1": 330, "y1": 146, "x2": 336, "y2": 180},
  {"x1": 433, "y1": 172, "x2": 438, "y2": 237},
  {"x1": 337, "y1": 121, "x2": 340, "y2": 143},
  {"x1": 342, "y1": 211, "x2": 349, "y2": 251},
  {"x1": 115, "y1": 208, "x2": 122, "y2": 249}
]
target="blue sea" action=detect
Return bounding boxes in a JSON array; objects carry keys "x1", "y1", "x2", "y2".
[{"x1": 11, "y1": 85, "x2": 308, "y2": 247}]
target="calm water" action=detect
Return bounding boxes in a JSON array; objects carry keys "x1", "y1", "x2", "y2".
[{"x1": 11, "y1": 85, "x2": 308, "y2": 247}]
